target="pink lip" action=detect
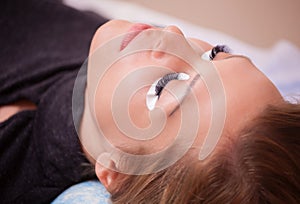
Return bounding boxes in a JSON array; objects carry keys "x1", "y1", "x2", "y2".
[{"x1": 120, "y1": 23, "x2": 152, "y2": 51}]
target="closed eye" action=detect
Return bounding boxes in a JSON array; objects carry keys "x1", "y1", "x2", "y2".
[{"x1": 201, "y1": 45, "x2": 231, "y2": 61}]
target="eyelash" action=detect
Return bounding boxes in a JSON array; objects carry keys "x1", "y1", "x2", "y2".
[
  {"x1": 201, "y1": 45, "x2": 231, "y2": 61},
  {"x1": 155, "y1": 73, "x2": 189, "y2": 97},
  {"x1": 155, "y1": 73, "x2": 178, "y2": 97},
  {"x1": 153, "y1": 45, "x2": 230, "y2": 98}
]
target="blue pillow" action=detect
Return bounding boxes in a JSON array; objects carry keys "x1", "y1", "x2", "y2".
[{"x1": 52, "y1": 180, "x2": 110, "y2": 204}]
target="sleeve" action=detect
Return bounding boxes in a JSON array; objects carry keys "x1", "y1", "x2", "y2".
[
  {"x1": 0, "y1": 0, "x2": 108, "y2": 203},
  {"x1": 0, "y1": 0, "x2": 108, "y2": 105}
]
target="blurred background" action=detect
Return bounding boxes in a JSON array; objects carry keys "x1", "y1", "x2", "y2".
[{"x1": 116, "y1": 0, "x2": 300, "y2": 48}]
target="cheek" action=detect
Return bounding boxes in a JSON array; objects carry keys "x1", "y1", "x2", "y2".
[
  {"x1": 128, "y1": 87, "x2": 151, "y2": 128},
  {"x1": 189, "y1": 79, "x2": 212, "y2": 147},
  {"x1": 93, "y1": 56, "x2": 181, "y2": 152},
  {"x1": 96, "y1": 78, "x2": 184, "y2": 153},
  {"x1": 129, "y1": 88, "x2": 183, "y2": 151}
]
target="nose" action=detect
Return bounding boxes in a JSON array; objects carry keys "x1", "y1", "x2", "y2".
[{"x1": 163, "y1": 25, "x2": 184, "y2": 36}]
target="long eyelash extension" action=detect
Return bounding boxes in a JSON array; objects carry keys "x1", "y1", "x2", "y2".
[
  {"x1": 155, "y1": 73, "x2": 189, "y2": 98},
  {"x1": 210, "y1": 45, "x2": 231, "y2": 60},
  {"x1": 155, "y1": 73, "x2": 179, "y2": 97}
]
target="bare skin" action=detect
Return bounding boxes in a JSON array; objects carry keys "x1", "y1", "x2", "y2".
[
  {"x1": 0, "y1": 100, "x2": 37, "y2": 123},
  {"x1": 79, "y1": 20, "x2": 284, "y2": 192}
]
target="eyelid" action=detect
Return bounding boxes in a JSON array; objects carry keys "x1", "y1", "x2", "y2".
[
  {"x1": 201, "y1": 45, "x2": 231, "y2": 61},
  {"x1": 223, "y1": 54, "x2": 253, "y2": 63}
]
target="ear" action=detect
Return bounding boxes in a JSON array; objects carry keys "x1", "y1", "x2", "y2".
[{"x1": 95, "y1": 155, "x2": 119, "y2": 193}]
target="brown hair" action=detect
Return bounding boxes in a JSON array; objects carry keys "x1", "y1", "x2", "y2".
[{"x1": 110, "y1": 102, "x2": 300, "y2": 204}]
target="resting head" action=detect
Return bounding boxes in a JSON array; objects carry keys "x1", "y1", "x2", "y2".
[{"x1": 79, "y1": 20, "x2": 300, "y2": 203}]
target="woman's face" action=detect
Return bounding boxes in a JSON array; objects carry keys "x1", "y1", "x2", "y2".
[{"x1": 87, "y1": 20, "x2": 283, "y2": 159}]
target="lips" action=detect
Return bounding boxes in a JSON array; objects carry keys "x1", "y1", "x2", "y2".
[{"x1": 120, "y1": 23, "x2": 152, "y2": 51}]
